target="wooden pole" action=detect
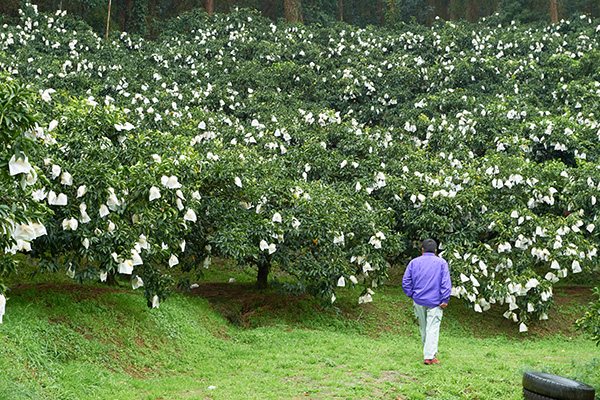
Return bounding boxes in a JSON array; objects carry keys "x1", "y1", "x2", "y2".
[
  {"x1": 550, "y1": 0, "x2": 558, "y2": 23},
  {"x1": 106, "y1": 0, "x2": 112, "y2": 39}
]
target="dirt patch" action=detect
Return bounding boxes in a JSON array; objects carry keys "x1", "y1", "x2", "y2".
[
  {"x1": 440, "y1": 285, "x2": 595, "y2": 339},
  {"x1": 554, "y1": 285, "x2": 594, "y2": 305},
  {"x1": 187, "y1": 282, "x2": 309, "y2": 328},
  {"x1": 9, "y1": 282, "x2": 131, "y2": 301},
  {"x1": 188, "y1": 282, "x2": 265, "y2": 301},
  {"x1": 527, "y1": 285, "x2": 594, "y2": 338},
  {"x1": 187, "y1": 282, "x2": 415, "y2": 337}
]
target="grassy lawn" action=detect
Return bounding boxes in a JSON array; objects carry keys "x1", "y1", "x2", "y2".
[{"x1": 0, "y1": 263, "x2": 598, "y2": 400}]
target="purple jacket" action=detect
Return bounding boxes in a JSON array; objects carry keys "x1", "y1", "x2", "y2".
[{"x1": 402, "y1": 252, "x2": 452, "y2": 308}]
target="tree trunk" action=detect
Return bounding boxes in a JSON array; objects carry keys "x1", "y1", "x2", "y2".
[
  {"x1": 256, "y1": 259, "x2": 270, "y2": 289},
  {"x1": 106, "y1": 271, "x2": 118, "y2": 286},
  {"x1": 148, "y1": 0, "x2": 158, "y2": 38},
  {"x1": 283, "y1": 0, "x2": 303, "y2": 23},
  {"x1": 118, "y1": 0, "x2": 135, "y2": 32},
  {"x1": 376, "y1": 1, "x2": 385, "y2": 26},
  {"x1": 449, "y1": 0, "x2": 456, "y2": 20},
  {"x1": 466, "y1": 1, "x2": 479, "y2": 22},
  {"x1": 338, "y1": 0, "x2": 343, "y2": 22},
  {"x1": 206, "y1": 0, "x2": 214, "y2": 15},
  {"x1": 549, "y1": 0, "x2": 558, "y2": 23},
  {"x1": 262, "y1": 0, "x2": 276, "y2": 20}
]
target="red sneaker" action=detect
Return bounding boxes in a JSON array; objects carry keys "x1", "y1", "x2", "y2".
[{"x1": 424, "y1": 357, "x2": 441, "y2": 365}]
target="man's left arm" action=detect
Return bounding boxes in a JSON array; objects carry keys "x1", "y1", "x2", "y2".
[
  {"x1": 402, "y1": 261, "x2": 414, "y2": 299},
  {"x1": 439, "y1": 260, "x2": 452, "y2": 308}
]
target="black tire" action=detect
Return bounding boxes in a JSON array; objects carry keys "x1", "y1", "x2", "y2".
[
  {"x1": 522, "y1": 371, "x2": 596, "y2": 400},
  {"x1": 523, "y1": 388, "x2": 558, "y2": 400}
]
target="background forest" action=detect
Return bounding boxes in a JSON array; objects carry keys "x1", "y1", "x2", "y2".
[{"x1": 1, "y1": 0, "x2": 600, "y2": 38}]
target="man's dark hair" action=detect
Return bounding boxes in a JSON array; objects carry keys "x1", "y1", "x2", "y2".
[{"x1": 422, "y1": 239, "x2": 437, "y2": 253}]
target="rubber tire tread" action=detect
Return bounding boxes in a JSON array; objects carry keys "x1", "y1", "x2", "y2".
[
  {"x1": 523, "y1": 388, "x2": 559, "y2": 400},
  {"x1": 522, "y1": 371, "x2": 596, "y2": 400}
]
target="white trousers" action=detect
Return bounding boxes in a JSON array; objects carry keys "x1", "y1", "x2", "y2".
[{"x1": 413, "y1": 302, "x2": 444, "y2": 360}]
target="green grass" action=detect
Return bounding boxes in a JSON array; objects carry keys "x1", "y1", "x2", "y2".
[{"x1": 0, "y1": 264, "x2": 598, "y2": 400}]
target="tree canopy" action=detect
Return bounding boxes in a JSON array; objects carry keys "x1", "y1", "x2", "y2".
[{"x1": 1, "y1": 3, "x2": 600, "y2": 333}]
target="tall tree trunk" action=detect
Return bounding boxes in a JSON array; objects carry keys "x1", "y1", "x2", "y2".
[
  {"x1": 449, "y1": 0, "x2": 456, "y2": 20},
  {"x1": 385, "y1": 0, "x2": 397, "y2": 25},
  {"x1": 262, "y1": 0, "x2": 276, "y2": 20},
  {"x1": 283, "y1": 0, "x2": 303, "y2": 23},
  {"x1": 148, "y1": 0, "x2": 157, "y2": 38},
  {"x1": 549, "y1": 0, "x2": 558, "y2": 23},
  {"x1": 425, "y1": 0, "x2": 435, "y2": 25},
  {"x1": 466, "y1": 1, "x2": 479, "y2": 22},
  {"x1": 338, "y1": 0, "x2": 343, "y2": 22},
  {"x1": 377, "y1": 1, "x2": 385, "y2": 26},
  {"x1": 256, "y1": 259, "x2": 270, "y2": 289},
  {"x1": 118, "y1": 0, "x2": 135, "y2": 32},
  {"x1": 206, "y1": 0, "x2": 214, "y2": 15}
]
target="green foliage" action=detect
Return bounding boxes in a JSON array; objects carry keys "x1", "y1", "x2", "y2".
[
  {"x1": 1, "y1": 3, "x2": 600, "y2": 329},
  {"x1": 399, "y1": 0, "x2": 433, "y2": 24},
  {"x1": 575, "y1": 287, "x2": 600, "y2": 345},
  {"x1": 563, "y1": 0, "x2": 600, "y2": 19},
  {"x1": 0, "y1": 77, "x2": 48, "y2": 293},
  {"x1": 497, "y1": 0, "x2": 548, "y2": 24}
]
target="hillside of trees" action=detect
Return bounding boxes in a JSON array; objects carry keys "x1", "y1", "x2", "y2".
[{"x1": 2, "y1": 1, "x2": 600, "y2": 336}]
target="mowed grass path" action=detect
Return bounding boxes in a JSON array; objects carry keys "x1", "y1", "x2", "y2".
[{"x1": 0, "y1": 267, "x2": 598, "y2": 400}]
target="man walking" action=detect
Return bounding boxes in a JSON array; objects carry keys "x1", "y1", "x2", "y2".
[{"x1": 402, "y1": 239, "x2": 452, "y2": 365}]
